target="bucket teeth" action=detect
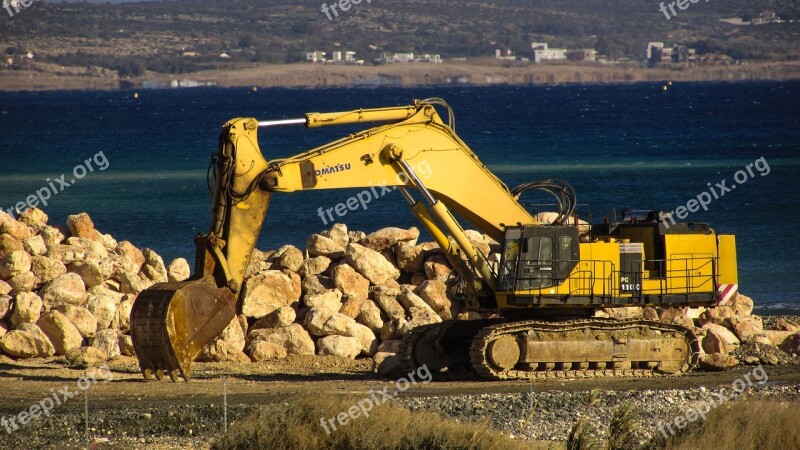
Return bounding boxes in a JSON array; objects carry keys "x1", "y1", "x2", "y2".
[{"x1": 130, "y1": 276, "x2": 237, "y2": 382}]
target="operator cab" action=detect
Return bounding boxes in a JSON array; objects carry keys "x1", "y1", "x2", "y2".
[{"x1": 498, "y1": 225, "x2": 580, "y2": 291}]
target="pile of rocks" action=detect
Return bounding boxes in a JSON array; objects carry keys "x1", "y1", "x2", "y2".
[
  {"x1": 1, "y1": 208, "x2": 797, "y2": 373},
  {"x1": 0, "y1": 209, "x2": 492, "y2": 369},
  {"x1": 0, "y1": 209, "x2": 191, "y2": 366}
]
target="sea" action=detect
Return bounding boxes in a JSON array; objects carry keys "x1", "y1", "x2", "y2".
[{"x1": 1, "y1": 81, "x2": 798, "y2": 310}]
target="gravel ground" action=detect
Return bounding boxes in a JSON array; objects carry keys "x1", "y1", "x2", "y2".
[{"x1": 398, "y1": 382, "x2": 800, "y2": 444}]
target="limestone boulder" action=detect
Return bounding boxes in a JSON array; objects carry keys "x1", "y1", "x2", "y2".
[
  {"x1": 357, "y1": 300, "x2": 384, "y2": 333},
  {"x1": 316, "y1": 335, "x2": 361, "y2": 359},
  {"x1": 699, "y1": 353, "x2": 739, "y2": 371},
  {"x1": 332, "y1": 264, "x2": 370, "y2": 300},
  {"x1": 251, "y1": 306, "x2": 296, "y2": 330},
  {"x1": 69, "y1": 261, "x2": 104, "y2": 287},
  {"x1": 246, "y1": 249, "x2": 274, "y2": 277},
  {"x1": 116, "y1": 295, "x2": 135, "y2": 333},
  {"x1": 304, "y1": 308, "x2": 355, "y2": 337},
  {"x1": 345, "y1": 322, "x2": 379, "y2": 356},
  {"x1": 166, "y1": 258, "x2": 191, "y2": 282},
  {"x1": 115, "y1": 241, "x2": 145, "y2": 272},
  {"x1": 410, "y1": 272, "x2": 428, "y2": 286},
  {"x1": 54, "y1": 305, "x2": 98, "y2": 339},
  {"x1": 306, "y1": 234, "x2": 345, "y2": 260},
  {"x1": 320, "y1": 223, "x2": 349, "y2": 248},
  {"x1": 400, "y1": 306, "x2": 442, "y2": 334},
  {"x1": 659, "y1": 307, "x2": 694, "y2": 329},
  {"x1": 698, "y1": 306, "x2": 734, "y2": 326},
  {"x1": 140, "y1": 249, "x2": 168, "y2": 284},
  {"x1": 303, "y1": 289, "x2": 343, "y2": 313},
  {"x1": 642, "y1": 307, "x2": 659, "y2": 321},
  {"x1": 274, "y1": 245, "x2": 304, "y2": 272},
  {"x1": 65, "y1": 346, "x2": 107, "y2": 366},
  {"x1": 66, "y1": 213, "x2": 98, "y2": 240},
  {"x1": 728, "y1": 293, "x2": 754, "y2": 316},
  {"x1": 66, "y1": 237, "x2": 108, "y2": 260},
  {"x1": 241, "y1": 270, "x2": 298, "y2": 319},
  {"x1": 728, "y1": 315, "x2": 763, "y2": 342},
  {"x1": 601, "y1": 307, "x2": 643, "y2": 320},
  {"x1": 0, "y1": 234, "x2": 23, "y2": 259},
  {"x1": 198, "y1": 316, "x2": 247, "y2": 362},
  {"x1": 17, "y1": 208, "x2": 48, "y2": 228},
  {"x1": 10, "y1": 292, "x2": 43, "y2": 326},
  {"x1": 85, "y1": 286, "x2": 123, "y2": 330},
  {"x1": 249, "y1": 341, "x2": 288, "y2": 361},
  {"x1": 0, "y1": 294, "x2": 10, "y2": 319},
  {"x1": 0, "y1": 329, "x2": 38, "y2": 358},
  {"x1": 30, "y1": 255, "x2": 67, "y2": 287},
  {"x1": 22, "y1": 235, "x2": 47, "y2": 257},
  {"x1": 395, "y1": 241, "x2": 425, "y2": 273},
  {"x1": 298, "y1": 256, "x2": 331, "y2": 278},
  {"x1": 371, "y1": 286, "x2": 406, "y2": 322},
  {"x1": 397, "y1": 287, "x2": 438, "y2": 318},
  {"x1": 0, "y1": 279, "x2": 10, "y2": 296},
  {"x1": 118, "y1": 334, "x2": 136, "y2": 356},
  {"x1": 301, "y1": 275, "x2": 335, "y2": 296},
  {"x1": 283, "y1": 270, "x2": 302, "y2": 299},
  {"x1": 7, "y1": 271, "x2": 36, "y2": 295},
  {"x1": 774, "y1": 318, "x2": 800, "y2": 332},
  {"x1": 37, "y1": 311, "x2": 83, "y2": 355},
  {"x1": 0, "y1": 212, "x2": 32, "y2": 239},
  {"x1": 360, "y1": 227, "x2": 420, "y2": 252},
  {"x1": 424, "y1": 254, "x2": 451, "y2": 283},
  {"x1": 380, "y1": 319, "x2": 403, "y2": 341},
  {"x1": 415, "y1": 280, "x2": 453, "y2": 320},
  {"x1": 701, "y1": 323, "x2": 740, "y2": 354},
  {"x1": 761, "y1": 330, "x2": 795, "y2": 347},
  {"x1": 91, "y1": 329, "x2": 120, "y2": 360},
  {"x1": 344, "y1": 243, "x2": 400, "y2": 285},
  {"x1": 339, "y1": 297, "x2": 368, "y2": 319},
  {"x1": 199, "y1": 340, "x2": 250, "y2": 363},
  {"x1": 0, "y1": 250, "x2": 31, "y2": 279},
  {"x1": 40, "y1": 273, "x2": 87, "y2": 307},
  {"x1": 16, "y1": 323, "x2": 55, "y2": 357},
  {"x1": 246, "y1": 323, "x2": 315, "y2": 356}
]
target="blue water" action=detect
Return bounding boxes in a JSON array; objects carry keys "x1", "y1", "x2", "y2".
[{"x1": 1, "y1": 82, "x2": 798, "y2": 306}]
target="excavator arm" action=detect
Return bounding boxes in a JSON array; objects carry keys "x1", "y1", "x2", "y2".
[{"x1": 131, "y1": 100, "x2": 536, "y2": 381}]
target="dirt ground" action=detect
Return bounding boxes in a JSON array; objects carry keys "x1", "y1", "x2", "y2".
[{"x1": 1, "y1": 354, "x2": 799, "y2": 449}]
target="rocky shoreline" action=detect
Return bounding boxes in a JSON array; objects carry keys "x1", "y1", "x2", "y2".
[{"x1": 1, "y1": 208, "x2": 799, "y2": 377}]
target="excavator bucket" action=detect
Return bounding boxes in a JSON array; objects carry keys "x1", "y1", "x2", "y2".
[{"x1": 130, "y1": 276, "x2": 236, "y2": 381}]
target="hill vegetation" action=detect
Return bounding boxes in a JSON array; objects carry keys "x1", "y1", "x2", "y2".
[{"x1": 1, "y1": 0, "x2": 799, "y2": 76}]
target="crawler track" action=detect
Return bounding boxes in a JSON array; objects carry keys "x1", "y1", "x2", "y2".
[{"x1": 397, "y1": 319, "x2": 700, "y2": 381}]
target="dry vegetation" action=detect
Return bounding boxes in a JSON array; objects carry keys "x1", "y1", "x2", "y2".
[
  {"x1": 656, "y1": 400, "x2": 800, "y2": 450},
  {"x1": 211, "y1": 394, "x2": 546, "y2": 450}
]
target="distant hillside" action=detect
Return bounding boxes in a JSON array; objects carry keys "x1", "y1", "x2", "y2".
[{"x1": 2, "y1": 0, "x2": 799, "y2": 75}]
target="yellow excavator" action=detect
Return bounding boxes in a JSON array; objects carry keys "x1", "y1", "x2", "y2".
[{"x1": 130, "y1": 99, "x2": 738, "y2": 382}]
